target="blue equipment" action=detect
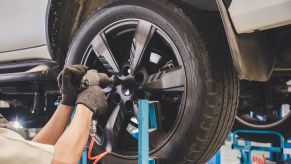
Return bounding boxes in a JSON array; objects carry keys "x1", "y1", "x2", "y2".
[
  {"x1": 232, "y1": 130, "x2": 291, "y2": 164},
  {"x1": 208, "y1": 150, "x2": 221, "y2": 164},
  {"x1": 136, "y1": 100, "x2": 157, "y2": 164},
  {"x1": 79, "y1": 149, "x2": 88, "y2": 164}
]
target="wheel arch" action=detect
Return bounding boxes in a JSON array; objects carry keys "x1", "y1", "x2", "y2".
[
  {"x1": 216, "y1": 0, "x2": 277, "y2": 81},
  {"x1": 46, "y1": 0, "x2": 109, "y2": 65},
  {"x1": 180, "y1": 0, "x2": 219, "y2": 11}
]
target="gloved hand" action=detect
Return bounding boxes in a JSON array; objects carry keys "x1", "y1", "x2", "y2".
[
  {"x1": 76, "y1": 86, "x2": 108, "y2": 117},
  {"x1": 57, "y1": 65, "x2": 88, "y2": 106},
  {"x1": 81, "y1": 70, "x2": 115, "y2": 89}
]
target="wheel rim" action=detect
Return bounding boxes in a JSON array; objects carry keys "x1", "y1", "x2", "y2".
[
  {"x1": 236, "y1": 110, "x2": 291, "y2": 129},
  {"x1": 236, "y1": 80, "x2": 291, "y2": 129},
  {"x1": 81, "y1": 19, "x2": 187, "y2": 158}
]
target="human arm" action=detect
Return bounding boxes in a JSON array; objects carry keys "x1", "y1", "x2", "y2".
[
  {"x1": 33, "y1": 65, "x2": 88, "y2": 144},
  {"x1": 52, "y1": 85, "x2": 108, "y2": 164},
  {"x1": 52, "y1": 104, "x2": 92, "y2": 164},
  {"x1": 32, "y1": 104, "x2": 73, "y2": 144}
]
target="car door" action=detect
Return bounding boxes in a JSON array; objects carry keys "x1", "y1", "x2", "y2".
[{"x1": 0, "y1": 0, "x2": 51, "y2": 62}]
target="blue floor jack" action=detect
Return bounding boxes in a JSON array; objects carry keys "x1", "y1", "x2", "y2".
[{"x1": 232, "y1": 130, "x2": 291, "y2": 164}]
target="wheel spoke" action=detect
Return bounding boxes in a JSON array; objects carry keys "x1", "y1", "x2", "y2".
[
  {"x1": 130, "y1": 20, "x2": 156, "y2": 74},
  {"x1": 141, "y1": 66, "x2": 185, "y2": 92},
  {"x1": 91, "y1": 32, "x2": 120, "y2": 74},
  {"x1": 81, "y1": 47, "x2": 94, "y2": 64},
  {"x1": 102, "y1": 103, "x2": 126, "y2": 152}
]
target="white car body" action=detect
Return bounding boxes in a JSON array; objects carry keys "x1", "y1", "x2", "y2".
[
  {"x1": 229, "y1": 0, "x2": 291, "y2": 33},
  {"x1": 0, "y1": 0, "x2": 51, "y2": 62}
]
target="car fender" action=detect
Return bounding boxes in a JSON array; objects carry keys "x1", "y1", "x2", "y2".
[{"x1": 216, "y1": 0, "x2": 276, "y2": 81}]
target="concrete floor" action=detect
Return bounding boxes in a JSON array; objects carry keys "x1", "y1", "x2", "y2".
[{"x1": 221, "y1": 141, "x2": 241, "y2": 164}]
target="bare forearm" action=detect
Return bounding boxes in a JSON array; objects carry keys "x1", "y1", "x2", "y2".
[
  {"x1": 33, "y1": 104, "x2": 73, "y2": 145},
  {"x1": 52, "y1": 104, "x2": 92, "y2": 164}
]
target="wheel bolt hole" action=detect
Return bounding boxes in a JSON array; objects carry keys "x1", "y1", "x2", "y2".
[
  {"x1": 113, "y1": 93, "x2": 121, "y2": 104},
  {"x1": 125, "y1": 100, "x2": 133, "y2": 111},
  {"x1": 122, "y1": 66, "x2": 131, "y2": 76},
  {"x1": 121, "y1": 85, "x2": 132, "y2": 96},
  {"x1": 135, "y1": 73, "x2": 144, "y2": 83}
]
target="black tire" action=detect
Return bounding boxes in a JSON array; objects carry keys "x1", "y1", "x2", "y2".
[{"x1": 66, "y1": 0, "x2": 239, "y2": 163}]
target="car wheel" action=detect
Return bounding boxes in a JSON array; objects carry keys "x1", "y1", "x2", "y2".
[
  {"x1": 233, "y1": 80, "x2": 291, "y2": 142},
  {"x1": 66, "y1": 0, "x2": 239, "y2": 163}
]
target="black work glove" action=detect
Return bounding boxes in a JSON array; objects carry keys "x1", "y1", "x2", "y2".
[
  {"x1": 76, "y1": 86, "x2": 108, "y2": 117},
  {"x1": 81, "y1": 70, "x2": 115, "y2": 89},
  {"x1": 57, "y1": 65, "x2": 88, "y2": 106}
]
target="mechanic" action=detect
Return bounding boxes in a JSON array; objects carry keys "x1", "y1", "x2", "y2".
[{"x1": 0, "y1": 65, "x2": 109, "y2": 164}]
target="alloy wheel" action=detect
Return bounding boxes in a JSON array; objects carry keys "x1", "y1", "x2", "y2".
[{"x1": 81, "y1": 19, "x2": 186, "y2": 158}]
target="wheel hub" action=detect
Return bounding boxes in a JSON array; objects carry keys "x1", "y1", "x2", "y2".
[
  {"x1": 112, "y1": 67, "x2": 141, "y2": 105},
  {"x1": 121, "y1": 85, "x2": 132, "y2": 96}
]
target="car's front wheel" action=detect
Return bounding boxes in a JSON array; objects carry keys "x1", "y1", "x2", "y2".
[{"x1": 66, "y1": 1, "x2": 239, "y2": 163}]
